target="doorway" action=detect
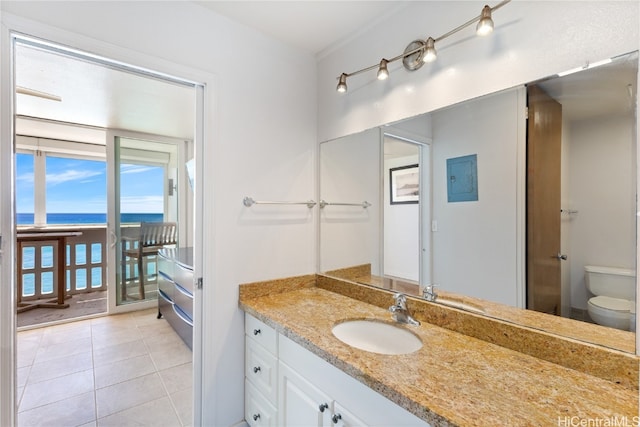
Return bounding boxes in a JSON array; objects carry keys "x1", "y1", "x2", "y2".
[
  {"x1": 7, "y1": 34, "x2": 202, "y2": 425},
  {"x1": 525, "y1": 53, "x2": 638, "y2": 323}
]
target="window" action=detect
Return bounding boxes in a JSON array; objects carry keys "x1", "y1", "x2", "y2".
[
  {"x1": 45, "y1": 156, "x2": 107, "y2": 224},
  {"x1": 15, "y1": 153, "x2": 34, "y2": 225}
]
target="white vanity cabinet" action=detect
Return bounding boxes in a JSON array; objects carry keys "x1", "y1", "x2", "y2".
[
  {"x1": 279, "y1": 361, "x2": 367, "y2": 427},
  {"x1": 244, "y1": 313, "x2": 430, "y2": 427},
  {"x1": 278, "y1": 334, "x2": 429, "y2": 427},
  {"x1": 245, "y1": 314, "x2": 278, "y2": 427}
]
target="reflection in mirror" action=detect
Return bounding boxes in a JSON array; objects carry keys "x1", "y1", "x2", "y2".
[
  {"x1": 319, "y1": 128, "x2": 381, "y2": 281},
  {"x1": 383, "y1": 136, "x2": 421, "y2": 291},
  {"x1": 318, "y1": 51, "x2": 638, "y2": 354}
]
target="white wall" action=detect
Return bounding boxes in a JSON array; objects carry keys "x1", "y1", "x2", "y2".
[
  {"x1": 431, "y1": 89, "x2": 520, "y2": 307},
  {"x1": 317, "y1": 1, "x2": 639, "y2": 141},
  {"x1": 1, "y1": 2, "x2": 316, "y2": 426},
  {"x1": 567, "y1": 114, "x2": 636, "y2": 310},
  {"x1": 319, "y1": 128, "x2": 380, "y2": 275}
]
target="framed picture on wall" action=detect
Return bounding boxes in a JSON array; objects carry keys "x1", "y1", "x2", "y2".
[{"x1": 390, "y1": 164, "x2": 419, "y2": 204}]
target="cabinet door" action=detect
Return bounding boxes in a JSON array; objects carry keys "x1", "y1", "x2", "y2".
[{"x1": 279, "y1": 362, "x2": 331, "y2": 427}]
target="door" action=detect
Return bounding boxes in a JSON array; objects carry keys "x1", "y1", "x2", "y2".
[
  {"x1": 278, "y1": 361, "x2": 331, "y2": 427},
  {"x1": 107, "y1": 131, "x2": 187, "y2": 310},
  {"x1": 526, "y1": 85, "x2": 563, "y2": 314}
]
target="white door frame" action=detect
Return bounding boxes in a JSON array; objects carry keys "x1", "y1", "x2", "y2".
[
  {"x1": 381, "y1": 127, "x2": 432, "y2": 287},
  {"x1": 0, "y1": 14, "x2": 216, "y2": 426}
]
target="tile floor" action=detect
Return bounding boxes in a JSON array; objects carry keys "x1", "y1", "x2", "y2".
[{"x1": 17, "y1": 308, "x2": 193, "y2": 427}]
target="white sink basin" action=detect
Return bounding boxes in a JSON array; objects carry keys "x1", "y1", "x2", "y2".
[{"x1": 331, "y1": 319, "x2": 423, "y2": 355}]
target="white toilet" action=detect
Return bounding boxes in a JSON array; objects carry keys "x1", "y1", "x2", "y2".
[{"x1": 584, "y1": 265, "x2": 636, "y2": 331}]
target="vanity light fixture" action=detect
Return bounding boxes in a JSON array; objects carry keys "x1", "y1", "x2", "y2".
[
  {"x1": 335, "y1": 0, "x2": 510, "y2": 93},
  {"x1": 423, "y1": 37, "x2": 437, "y2": 63},
  {"x1": 337, "y1": 73, "x2": 348, "y2": 92},
  {"x1": 476, "y1": 5, "x2": 495, "y2": 36},
  {"x1": 377, "y1": 59, "x2": 390, "y2": 80}
]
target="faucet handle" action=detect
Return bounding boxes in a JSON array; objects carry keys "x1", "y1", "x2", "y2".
[
  {"x1": 393, "y1": 292, "x2": 407, "y2": 305},
  {"x1": 422, "y1": 284, "x2": 438, "y2": 301}
]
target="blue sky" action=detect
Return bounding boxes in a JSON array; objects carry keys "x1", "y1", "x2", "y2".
[{"x1": 16, "y1": 154, "x2": 164, "y2": 213}]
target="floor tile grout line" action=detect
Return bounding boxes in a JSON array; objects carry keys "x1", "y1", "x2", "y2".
[{"x1": 139, "y1": 315, "x2": 191, "y2": 426}]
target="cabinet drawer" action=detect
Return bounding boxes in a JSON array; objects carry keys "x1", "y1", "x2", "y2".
[
  {"x1": 157, "y1": 254, "x2": 174, "y2": 279},
  {"x1": 173, "y1": 262, "x2": 194, "y2": 294},
  {"x1": 245, "y1": 313, "x2": 277, "y2": 354},
  {"x1": 158, "y1": 271, "x2": 175, "y2": 301},
  {"x1": 246, "y1": 336, "x2": 278, "y2": 402},
  {"x1": 245, "y1": 380, "x2": 277, "y2": 427},
  {"x1": 173, "y1": 282, "x2": 193, "y2": 320}
]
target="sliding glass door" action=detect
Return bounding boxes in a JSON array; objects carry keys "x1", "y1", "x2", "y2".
[{"x1": 107, "y1": 131, "x2": 189, "y2": 310}]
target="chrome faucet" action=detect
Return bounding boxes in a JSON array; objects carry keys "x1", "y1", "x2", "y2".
[
  {"x1": 422, "y1": 284, "x2": 438, "y2": 302},
  {"x1": 389, "y1": 293, "x2": 420, "y2": 326}
]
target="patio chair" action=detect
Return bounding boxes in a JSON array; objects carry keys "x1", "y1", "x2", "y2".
[{"x1": 121, "y1": 221, "x2": 177, "y2": 300}]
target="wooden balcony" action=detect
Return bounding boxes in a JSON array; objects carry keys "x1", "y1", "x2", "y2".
[{"x1": 16, "y1": 226, "x2": 107, "y2": 312}]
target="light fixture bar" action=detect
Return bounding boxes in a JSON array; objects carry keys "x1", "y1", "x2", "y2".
[
  {"x1": 16, "y1": 86, "x2": 62, "y2": 102},
  {"x1": 336, "y1": 0, "x2": 511, "y2": 92}
]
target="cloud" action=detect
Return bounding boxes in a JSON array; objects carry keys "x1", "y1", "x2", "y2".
[
  {"x1": 46, "y1": 169, "x2": 103, "y2": 186},
  {"x1": 121, "y1": 165, "x2": 157, "y2": 175},
  {"x1": 16, "y1": 172, "x2": 34, "y2": 184},
  {"x1": 120, "y1": 195, "x2": 163, "y2": 213}
]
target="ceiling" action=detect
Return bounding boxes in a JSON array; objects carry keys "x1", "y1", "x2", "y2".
[
  {"x1": 537, "y1": 52, "x2": 638, "y2": 122},
  {"x1": 15, "y1": 42, "x2": 196, "y2": 142},
  {"x1": 194, "y1": 1, "x2": 409, "y2": 56}
]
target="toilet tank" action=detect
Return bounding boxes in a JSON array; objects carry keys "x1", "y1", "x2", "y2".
[{"x1": 584, "y1": 265, "x2": 636, "y2": 300}]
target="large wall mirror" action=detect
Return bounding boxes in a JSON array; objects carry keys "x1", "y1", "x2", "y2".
[{"x1": 319, "y1": 51, "x2": 638, "y2": 354}]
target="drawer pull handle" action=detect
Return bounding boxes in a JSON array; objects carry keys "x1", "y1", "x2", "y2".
[
  {"x1": 253, "y1": 414, "x2": 260, "y2": 421},
  {"x1": 253, "y1": 329, "x2": 261, "y2": 336},
  {"x1": 332, "y1": 413, "x2": 342, "y2": 424},
  {"x1": 319, "y1": 403, "x2": 329, "y2": 412},
  {"x1": 253, "y1": 366, "x2": 261, "y2": 373}
]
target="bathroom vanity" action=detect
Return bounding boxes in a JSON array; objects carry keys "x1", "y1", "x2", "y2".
[
  {"x1": 158, "y1": 247, "x2": 194, "y2": 349},
  {"x1": 239, "y1": 275, "x2": 638, "y2": 427},
  {"x1": 244, "y1": 312, "x2": 427, "y2": 427}
]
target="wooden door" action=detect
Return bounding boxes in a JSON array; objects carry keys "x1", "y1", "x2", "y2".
[{"x1": 527, "y1": 85, "x2": 563, "y2": 314}]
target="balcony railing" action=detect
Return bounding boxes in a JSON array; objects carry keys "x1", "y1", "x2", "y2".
[{"x1": 17, "y1": 226, "x2": 107, "y2": 306}]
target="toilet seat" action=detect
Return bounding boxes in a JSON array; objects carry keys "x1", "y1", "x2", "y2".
[{"x1": 588, "y1": 296, "x2": 633, "y2": 312}]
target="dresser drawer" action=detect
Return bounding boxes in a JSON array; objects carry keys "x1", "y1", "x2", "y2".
[
  {"x1": 157, "y1": 253, "x2": 174, "y2": 279},
  {"x1": 245, "y1": 380, "x2": 277, "y2": 427},
  {"x1": 173, "y1": 262, "x2": 194, "y2": 294},
  {"x1": 158, "y1": 271, "x2": 175, "y2": 302},
  {"x1": 245, "y1": 313, "x2": 277, "y2": 354},
  {"x1": 246, "y1": 336, "x2": 278, "y2": 402},
  {"x1": 173, "y1": 281, "x2": 193, "y2": 321}
]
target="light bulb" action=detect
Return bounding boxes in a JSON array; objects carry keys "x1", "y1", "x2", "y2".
[
  {"x1": 377, "y1": 59, "x2": 389, "y2": 80},
  {"x1": 336, "y1": 73, "x2": 347, "y2": 93},
  {"x1": 423, "y1": 37, "x2": 437, "y2": 63},
  {"x1": 476, "y1": 5, "x2": 494, "y2": 36}
]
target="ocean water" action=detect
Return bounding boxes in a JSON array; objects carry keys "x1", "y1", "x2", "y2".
[
  {"x1": 18, "y1": 212, "x2": 163, "y2": 296},
  {"x1": 17, "y1": 213, "x2": 164, "y2": 225}
]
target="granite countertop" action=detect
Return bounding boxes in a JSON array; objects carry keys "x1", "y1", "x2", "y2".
[{"x1": 240, "y1": 286, "x2": 639, "y2": 427}]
